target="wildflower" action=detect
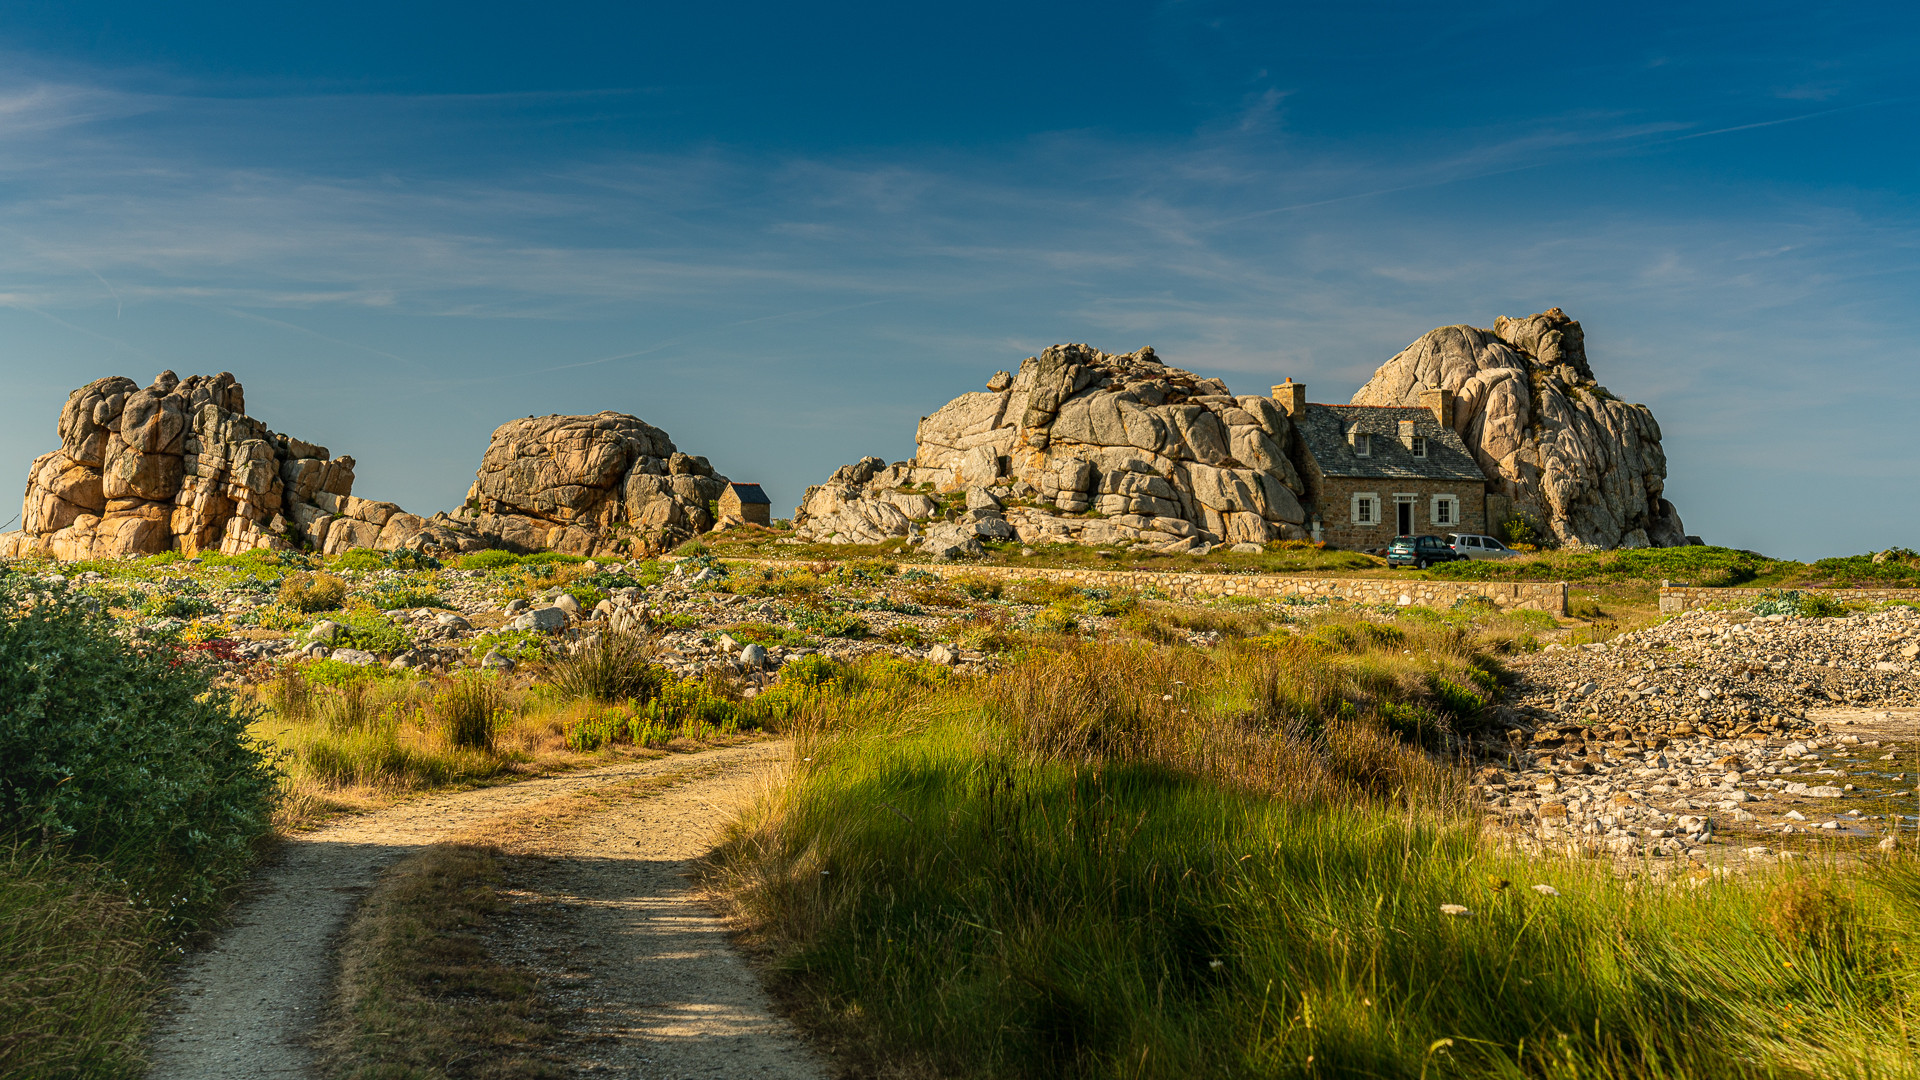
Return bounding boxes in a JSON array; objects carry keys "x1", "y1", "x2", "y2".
[
  {"x1": 1440, "y1": 904, "x2": 1470, "y2": 916},
  {"x1": 1161, "y1": 694, "x2": 1173, "y2": 701},
  {"x1": 1208, "y1": 959, "x2": 1224, "y2": 970},
  {"x1": 1532, "y1": 884, "x2": 1560, "y2": 897}
]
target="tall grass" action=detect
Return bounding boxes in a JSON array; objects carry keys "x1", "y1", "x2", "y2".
[
  {"x1": 710, "y1": 643, "x2": 1920, "y2": 1078},
  {"x1": 0, "y1": 847, "x2": 154, "y2": 1078}
]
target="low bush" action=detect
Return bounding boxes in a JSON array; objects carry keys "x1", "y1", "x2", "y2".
[
  {"x1": 792, "y1": 607, "x2": 870, "y2": 639},
  {"x1": 330, "y1": 548, "x2": 387, "y2": 571},
  {"x1": 0, "y1": 578, "x2": 279, "y2": 926},
  {"x1": 454, "y1": 549, "x2": 522, "y2": 570},
  {"x1": 327, "y1": 607, "x2": 417, "y2": 654},
  {"x1": 280, "y1": 570, "x2": 349, "y2": 613},
  {"x1": 548, "y1": 631, "x2": 667, "y2": 705}
]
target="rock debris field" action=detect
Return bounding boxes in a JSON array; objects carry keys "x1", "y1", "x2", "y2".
[{"x1": 1488, "y1": 605, "x2": 1920, "y2": 859}]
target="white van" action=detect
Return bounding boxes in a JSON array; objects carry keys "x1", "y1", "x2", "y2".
[{"x1": 1445, "y1": 533, "x2": 1518, "y2": 559}]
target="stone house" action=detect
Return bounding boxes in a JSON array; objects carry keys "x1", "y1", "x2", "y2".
[
  {"x1": 1273, "y1": 381, "x2": 1495, "y2": 551},
  {"x1": 718, "y1": 482, "x2": 772, "y2": 526}
]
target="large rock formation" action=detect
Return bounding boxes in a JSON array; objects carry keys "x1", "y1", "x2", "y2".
[
  {"x1": 793, "y1": 345, "x2": 1311, "y2": 555},
  {"x1": 446, "y1": 412, "x2": 729, "y2": 557},
  {"x1": 1350, "y1": 308, "x2": 1687, "y2": 548},
  {"x1": 0, "y1": 371, "x2": 480, "y2": 561}
]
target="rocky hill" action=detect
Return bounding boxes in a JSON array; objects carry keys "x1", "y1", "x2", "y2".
[
  {"x1": 443, "y1": 412, "x2": 729, "y2": 557},
  {"x1": 0, "y1": 371, "x2": 477, "y2": 560},
  {"x1": 793, "y1": 344, "x2": 1311, "y2": 556},
  {"x1": 1351, "y1": 308, "x2": 1688, "y2": 549}
]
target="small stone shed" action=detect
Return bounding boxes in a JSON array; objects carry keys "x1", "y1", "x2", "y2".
[{"x1": 718, "y1": 482, "x2": 773, "y2": 526}]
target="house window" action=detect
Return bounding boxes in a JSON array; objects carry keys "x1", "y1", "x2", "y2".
[
  {"x1": 1410, "y1": 436, "x2": 1427, "y2": 458},
  {"x1": 1352, "y1": 492, "x2": 1379, "y2": 526},
  {"x1": 1353, "y1": 433, "x2": 1371, "y2": 457},
  {"x1": 1431, "y1": 494, "x2": 1459, "y2": 527}
]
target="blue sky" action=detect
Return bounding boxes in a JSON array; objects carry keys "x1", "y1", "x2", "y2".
[{"x1": 0, "y1": 1, "x2": 1914, "y2": 560}]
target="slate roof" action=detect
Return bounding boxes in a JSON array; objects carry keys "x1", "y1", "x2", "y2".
[
  {"x1": 1293, "y1": 404, "x2": 1488, "y2": 483},
  {"x1": 724, "y1": 482, "x2": 772, "y2": 505}
]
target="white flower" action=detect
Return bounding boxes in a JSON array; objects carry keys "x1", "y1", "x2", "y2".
[
  {"x1": 1532, "y1": 884, "x2": 1560, "y2": 897},
  {"x1": 1161, "y1": 694, "x2": 1174, "y2": 701},
  {"x1": 1440, "y1": 904, "x2": 1471, "y2": 916},
  {"x1": 1208, "y1": 959, "x2": 1224, "y2": 970}
]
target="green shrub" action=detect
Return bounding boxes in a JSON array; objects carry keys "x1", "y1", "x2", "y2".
[
  {"x1": 330, "y1": 548, "x2": 386, "y2": 571},
  {"x1": 138, "y1": 585, "x2": 220, "y2": 620},
  {"x1": 1751, "y1": 590, "x2": 1849, "y2": 619},
  {"x1": 453, "y1": 549, "x2": 522, "y2": 570},
  {"x1": 280, "y1": 571, "x2": 348, "y2": 613},
  {"x1": 0, "y1": 579, "x2": 278, "y2": 926},
  {"x1": 366, "y1": 581, "x2": 449, "y2": 611},
  {"x1": 468, "y1": 629, "x2": 548, "y2": 663},
  {"x1": 780, "y1": 654, "x2": 846, "y2": 690},
  {"x1": 327, "y1": 607, "x2": 417, "y2": 654},
  {"x1": 792, "y1": 607, "x2": 870, "y2": 639}
]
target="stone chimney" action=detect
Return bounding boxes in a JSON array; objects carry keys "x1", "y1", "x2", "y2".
[
  {"x1": 1272, "y1": 378, "x2": 1306, "y2": 416},
  {"x1": 1420, "y1": 386, "x2": 1452, "y2": 427},
  {"x1": 1398, "y1": 419, "x2": 1416, "y2": 443}
]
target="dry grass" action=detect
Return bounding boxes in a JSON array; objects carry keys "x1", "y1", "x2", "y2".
[{"x1": 315, "y1": 844, "x2": 560, "y2": 1080}]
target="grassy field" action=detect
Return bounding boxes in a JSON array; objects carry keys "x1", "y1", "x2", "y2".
[{"x1": 710, "y1": 639, "x2": 1920, "y2": 1079}]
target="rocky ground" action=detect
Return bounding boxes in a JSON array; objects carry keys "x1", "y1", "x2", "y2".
[{"x1": 1484, "y1": 605, "x2": 1920, "y2": 860}]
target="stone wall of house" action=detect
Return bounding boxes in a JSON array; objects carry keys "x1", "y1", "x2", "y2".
[
  {"x1": 738, "y1": 557, "x2": 1566, "y2": 613},
  {"x1": 1658, "y1": 585, "x2": 1920, "y2": 614},
  {"x1": 1311, "y1": 476, "x2": 1486, "y2": 551}
]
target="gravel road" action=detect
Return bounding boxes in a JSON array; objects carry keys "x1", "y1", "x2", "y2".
[{"x1": 144, "y1": 741, "x2": 808, "y2": 1079}]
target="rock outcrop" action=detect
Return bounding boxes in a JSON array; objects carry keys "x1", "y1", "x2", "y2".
[
  {"x1": 446, "y1": 412, "x2": 729, "y2": 557},
  {"x1": 0, "y1": 371, "x2": 480, "y2": 561},
  {"x1": 1350, "y1": 308, "x2": 1687, "y2": 548},
  {"x1": 792, "y1": 345, "x2": 1311, "y2": 555}
]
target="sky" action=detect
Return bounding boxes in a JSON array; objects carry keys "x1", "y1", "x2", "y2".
[{"x1": 0, "y1": 1, "x2": 1915, "y2": 561}]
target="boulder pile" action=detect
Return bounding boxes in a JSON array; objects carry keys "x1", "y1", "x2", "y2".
[
  {"x1": 0, "y1": 371, "x2": 478, "y2": 560},
  {"x1": 445, "y1": 412, "x2": 729, "y2": 557},
  {"x1": 1352, "y1": 308, "x2": 1688, "y2": 548},
  {"x1": 793, "y1": 345, "x2": 1311, "y2": 556}
]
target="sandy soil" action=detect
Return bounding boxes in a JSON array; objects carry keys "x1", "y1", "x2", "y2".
[{"x1": 145, "y1": 741, "x2": 821, "y2": 1079}]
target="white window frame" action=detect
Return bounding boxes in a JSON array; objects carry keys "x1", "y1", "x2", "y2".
[
  {"x1": 1430, "y1": 493, "x2": 1459, "y2": 527},
  {"x1": 1352, "y1": 432, "x2": 1371, "y2": 457},
  {"x1": 1410, "y1": 435, "x2": 1427, "y2": 458},
  {"x1": 1351, "y1": 491, "x2": 1379, "y2": 526}
]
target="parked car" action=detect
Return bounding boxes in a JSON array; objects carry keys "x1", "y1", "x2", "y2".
[
  {"x1": 1385, "y1": 534, "x2": 1465, "y2": 569},
  {"x1": 1445, "y1": 533, "x2": 1519, "y2": 559}
]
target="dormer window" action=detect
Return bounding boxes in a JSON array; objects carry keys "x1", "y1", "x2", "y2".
[
  {"x1": 1410, "y1": 436, "x2": 1427, "y2": 458},
  {"x1": 1353, "y1": 433, "x2": 1371, "y2": 457}
]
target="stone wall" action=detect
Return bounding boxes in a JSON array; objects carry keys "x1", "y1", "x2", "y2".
[
  {"x1": 739, "y1": 558, "x2": 1567, "y2": 613},
  {"x1": 1659, "y1": 585, "x2": 1920, "y2": 614}
]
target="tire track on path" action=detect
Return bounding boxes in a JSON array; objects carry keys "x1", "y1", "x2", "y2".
[{"x1": 146, "y1": 741, "x2": 797, "y2": 1079}]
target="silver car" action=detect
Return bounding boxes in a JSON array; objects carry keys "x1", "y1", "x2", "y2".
[{"x1": 1445, "y1": 533, "x2": 1519, "y2": 559}]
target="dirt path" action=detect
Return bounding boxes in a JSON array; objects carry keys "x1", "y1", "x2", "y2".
[
  {"x1": 490, "y1": 758, "x2": 827, "y2": 1077},
  {"x1": 145, "y1": 741, "x2": 818, "y2": 1079}
]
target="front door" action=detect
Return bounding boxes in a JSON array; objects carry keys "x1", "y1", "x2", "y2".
[{"x1": 1396, "y1": 500, "x2": 1413, "y2": 535}]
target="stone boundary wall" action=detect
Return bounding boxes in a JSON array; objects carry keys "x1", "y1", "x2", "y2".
[
  {"x1": 1659, "y1": 585, "x2": 1920, "y2": 614},
  {"x1": 732, "y1": 558, "x2": 1568, "y2": 614}
]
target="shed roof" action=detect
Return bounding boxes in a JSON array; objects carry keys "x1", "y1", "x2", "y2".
[
  {"x1": 1293, "y1": 404, "x2": 1488, "y2": 483},
  {"x1": 724, "y1": 482, "x2": 772, "y2": 504}
]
